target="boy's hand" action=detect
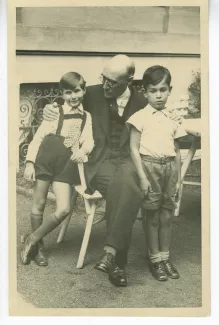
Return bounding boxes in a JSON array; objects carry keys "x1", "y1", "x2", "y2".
[
  {"x1": 70, "y1": 149, "x2": 86, "y2": 163},
  {"x1": 43, "y1": 102, "x2": 59, "y2": 121},
  {"x1": 174, "y1": 181, "x2": 182, "y2": 202},
  {"x1": 139, "y1": 178, "x2": 153, "y2": 198},
  {"x1": 24, "y1": 162, "x2": 35, "y2": 181}
]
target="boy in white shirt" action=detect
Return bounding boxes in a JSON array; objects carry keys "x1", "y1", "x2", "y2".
[
  {"x1": 20, "y1": 72, "x2": 94, "y2": 266},
  {"x1": 127, "y1": 66, "x2": 187, "y2": 281}
]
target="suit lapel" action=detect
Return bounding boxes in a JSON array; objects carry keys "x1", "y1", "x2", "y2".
[{"x1": 95, "y1": 89, "x2": 111, "y2": 144}]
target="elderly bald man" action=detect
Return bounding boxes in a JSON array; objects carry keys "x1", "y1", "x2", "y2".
[{"x1": 43, "y1": 55, "x2": 147, "y2": 286}]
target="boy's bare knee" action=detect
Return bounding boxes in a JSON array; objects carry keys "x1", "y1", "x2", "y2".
[
  {"x1": 160, "y1": 217, "x2": 172, "y2": 227},
  {"x1": 55, "y1": 206, "x2": 71, "y2": 221},
  {"x1": 151, "y1": 218, "x2": 160, "y2": 228},
  {"x1": 33, "y1": 198, "x2": 47, "y2": 214},
  {"x1": 146, "y1": 210, "x2": 160, "y2": 228}
]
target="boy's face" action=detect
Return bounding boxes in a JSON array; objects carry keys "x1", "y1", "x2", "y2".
[
  {"x1": 62, "y1": 85, "x2": 86, "y2": 109},
  {"x1": 144, "y1": 79, "x2": 172, "y2": 110}
]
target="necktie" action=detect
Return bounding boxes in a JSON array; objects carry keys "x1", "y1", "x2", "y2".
[{"x1": 109, "y1": 99, "x2": 119, "y2": 117}]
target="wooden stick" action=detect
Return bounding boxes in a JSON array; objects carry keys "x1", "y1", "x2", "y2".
[
  {"x1": 76, "y1": 202, "x2": 96, "y2": 269},
  {"x1": 174, "y1": 136, "x2": 198, "y2": 217}
]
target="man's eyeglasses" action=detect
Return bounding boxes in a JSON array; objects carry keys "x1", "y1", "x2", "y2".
[{"x1": 99, "y1": 74, "x2": 127, "y2": 88}]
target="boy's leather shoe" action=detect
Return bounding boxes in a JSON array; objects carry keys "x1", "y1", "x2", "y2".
[
  {"x1": 109, "y1": 265, "x2": 127, "y2": 287},
  {"x1": 94, "y1": 252, "x2": 115, "y2": 273},
  {"x1": 20, "y1": 234, "x2": 36, "y2": 265},
  {"x1": 162, "y1": 260, "x2": 180, "y2": 279},
  {"x1": 149, "y1": 261, "x2": 168, "y2": 281},
  {"x1": 34, "y1": 241, "x2": 48, "y2": 266}
]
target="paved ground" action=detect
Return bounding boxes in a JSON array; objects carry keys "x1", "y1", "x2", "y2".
[{"x1": 16, "y1": 186, "x2": 201, "y2": 308}]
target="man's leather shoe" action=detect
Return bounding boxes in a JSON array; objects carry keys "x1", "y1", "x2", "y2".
[
  {"x1": 94, "y1": 252, "x2": 115, "y2": 273},
  {"x1": 109, "y1": 265, "x2": 127, "y2": 287},
  {"x1": 149, "y1": 261, "x2": 168, "y2": 281},
  {"x1": 34, "y1": 241, "x2": 48, "y2": 266},
  {"x1": 162, "y1": 260, "x2": 180, "y2": 279}
]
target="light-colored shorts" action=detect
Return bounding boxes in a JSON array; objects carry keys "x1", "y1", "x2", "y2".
[{"x1": 141, "y1": 155, "x2": 178, "y2": 211}]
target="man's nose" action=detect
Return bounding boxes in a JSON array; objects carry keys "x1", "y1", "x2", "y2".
[
  {"x1": 156, "y1": 91, "x2": 161, "y2": 98},
  {"x1": 103, "y1": 80, "x2": 110, "y2": 90}
]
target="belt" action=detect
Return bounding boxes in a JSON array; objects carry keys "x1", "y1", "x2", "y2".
[{"x1": 141, "y1": 155, "x2": 175, "y2": 164}]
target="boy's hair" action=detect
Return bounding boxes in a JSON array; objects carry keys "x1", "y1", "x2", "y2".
[
  {"x1": 142, "y1": 65, "x2": 171, "y2": 89},
  {"x1": 59, "y1": 72, "x2": 86, "y2": 91}
]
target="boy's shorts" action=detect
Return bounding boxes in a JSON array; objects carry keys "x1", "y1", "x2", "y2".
[
  {"x1": 141, "y1": 155, "x2": 178, "y2": 211},
  {"x1": 35, "y1": 134, "x2": 80, "y2": 185}
]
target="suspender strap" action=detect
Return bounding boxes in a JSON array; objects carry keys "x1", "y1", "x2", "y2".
[
  {"x1": 56, "y1": 107, "x2": 87, "y2": 135},
  {"x1": 56, "y1": 105, "x2": 64, "y2": 135},
  {"x1": 80, "y1": 111, "x2": 87, "y2": 133}
]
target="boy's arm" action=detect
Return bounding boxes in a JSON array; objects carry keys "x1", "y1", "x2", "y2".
[
  {"x1": 174, "y1": 139, "x2": 181, "y2": 183},
  {"x1": 26, "y1": 120, "x2": 51, "y2": 164},
  {"x1": 174, "y1": 139, "x2": 182, "y2": 201},
  {"x1": 174, "y1": 121, "x2": 187, "y2": 182},
  {"x1": 130, "y1": 126, "x2": 152, "y2": 195}
]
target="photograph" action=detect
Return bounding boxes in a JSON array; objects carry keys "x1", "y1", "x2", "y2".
[{"x1": 8, "y1": 0, "x2": 209, "y2": 317}]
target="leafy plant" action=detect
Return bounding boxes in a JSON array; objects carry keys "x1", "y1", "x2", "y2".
[{"x1": 187, "y1": 70, "x2": 201, "y2": 117}]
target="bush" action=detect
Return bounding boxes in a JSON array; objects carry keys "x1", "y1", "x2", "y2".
[{"x1": 187, "y1": 70, "x2": 201, "y2": 118}]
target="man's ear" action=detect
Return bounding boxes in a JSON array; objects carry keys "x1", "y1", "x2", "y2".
[
  {"x1": 128, "y1": 76, "x2": 134, "y2": 87},
  {"x1": 169, "y1": 86, "x2": 173, "y2": 94},
  {"x1": 83, "y1": 88, "x2": 86, "y2": 96}
]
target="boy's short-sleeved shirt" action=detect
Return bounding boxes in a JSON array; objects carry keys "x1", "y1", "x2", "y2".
[{"x1": 126, "y1": 104, "x2": 187, "y2": 157}]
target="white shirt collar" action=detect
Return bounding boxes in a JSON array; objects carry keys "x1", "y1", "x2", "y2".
[
  {"x1": 116, "y1": 87, "x2": 131, "y2": 107},
  {"x1": 63, "y1": 102, "x2": 84, "y2": 115},
  {"x1": 147, "y1": 104, "x2": 168, "y2": 116}
]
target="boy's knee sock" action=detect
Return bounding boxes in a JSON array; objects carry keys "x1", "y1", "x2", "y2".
[
  {"x1": 148, "y1": 251, "x2": 162, "y2": 263},
  {"x1": 30, "y1": 213, "x2": 43, "y2": 232},
  {"x1": 30, "y1": 214, "x2": 61, "y2": 244},
  {"x1": 161, "y1": 251, "x2": 170, "y2": 261}
]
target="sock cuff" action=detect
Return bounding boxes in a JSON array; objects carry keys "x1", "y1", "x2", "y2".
[
  {"x1": 149, "y1": 251, "x2": 162, "y2": 263},
  {"x1": 160, "y1": 251, "x2": 170, "y2": 261},
  {"x1": 30, "y1": 213, "x2": 43, "y2": 218}
]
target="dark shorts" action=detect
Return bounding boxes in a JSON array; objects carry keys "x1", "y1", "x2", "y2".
[
  {"x1": 35, "y1": 134, "x2": 80, "y2": 185},
  {"x1": 141, "y1": 155, "x2": 178, "y2": 211}
]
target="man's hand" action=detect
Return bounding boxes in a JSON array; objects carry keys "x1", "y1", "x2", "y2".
[
  {"x1": 43, "y1": 102, "x2": 59, "y2": 121},
  {"x1": 174, "y1": 181, "x2": 182, "y2": 202},
  {"x1": 70, "y1": 149, "x2": 87, "y2": 163},
  {"x1": 139, "y1": 178, "x2": 153, "y2": 198},
  {"x1": 24, "y1": 162, "x2": 35, "y2": 181},
  {"x1": 167, "y1": 109, "x2": 184, "y2": 124}
]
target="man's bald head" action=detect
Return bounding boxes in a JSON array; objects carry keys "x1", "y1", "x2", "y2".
[
  {"x1": 101, "y1": 55, "x2": 135, "y2": 99},
  {"x1": 103, "y1": 55, "x2": 135, "y2": 81}
]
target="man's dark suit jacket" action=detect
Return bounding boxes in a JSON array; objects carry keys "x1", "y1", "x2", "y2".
[{"x1": 82, "y1": 84, "x2": 148, "y2": 185}]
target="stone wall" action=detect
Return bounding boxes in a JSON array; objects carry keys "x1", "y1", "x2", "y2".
[{"x1": 16, "y1": 6, "x2": 200, "y2": 54}]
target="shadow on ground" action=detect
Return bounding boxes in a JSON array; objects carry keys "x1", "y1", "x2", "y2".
[{"x1": 16, "y1": 186, "x2": 201, "y2": 308}]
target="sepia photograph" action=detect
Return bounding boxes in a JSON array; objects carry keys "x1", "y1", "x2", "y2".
[{"x1": 8, "y1": 0, "x2": 209, "y2": 317}]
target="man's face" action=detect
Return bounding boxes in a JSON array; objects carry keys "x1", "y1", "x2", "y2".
[
  {"x1": 62, "y1": 85, "x2": 86, "y2": 109},
  {"x1": 101, "y1": 66, "x2": 130, "y2": 99},
  {"x1": 145, "y1": 79, "x2": 172, "y2": 110}
]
